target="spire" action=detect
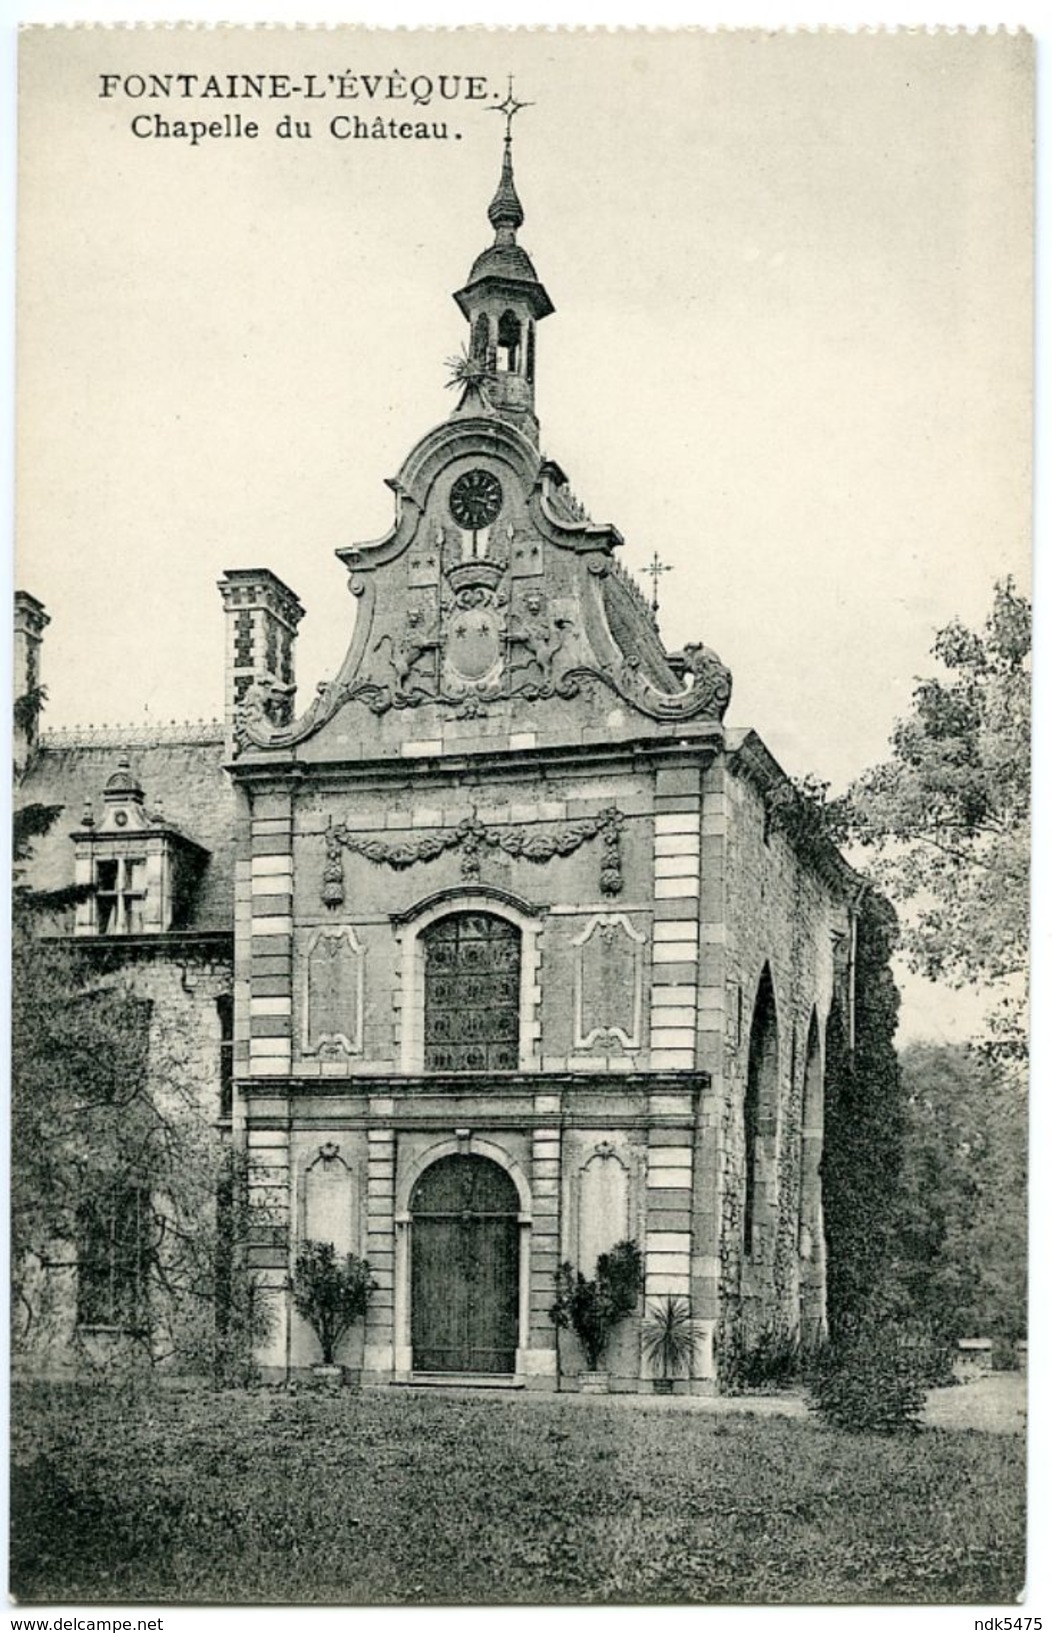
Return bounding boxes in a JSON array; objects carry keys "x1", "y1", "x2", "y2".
[
  {"x1": 453, "y1": 80, "x2": 553, "y2": 327},
  {"x1": 449, "y1": 83, "x2": 553, "y2": 441},
  {"x1": 488, "y1": 137, "x2": 525, "y2": 237}
]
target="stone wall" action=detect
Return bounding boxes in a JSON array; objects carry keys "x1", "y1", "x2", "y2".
[
  {"x1": 233, "y1": 729, "x2": 858, "y2": 1391},
  {"x1": 242, "y1": 756, "x2": 704, "y2": 1082},
  {"x1": 14, "y1": 946, "x2": 232, "y2": 1376},
  {"x1": 713, "y1": 753, "x2": 850, "y2": 1365}
]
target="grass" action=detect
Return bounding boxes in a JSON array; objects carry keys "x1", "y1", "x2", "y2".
[{"x1": 10, "y1": 1381, "x2": 1025, "y2": 1606}]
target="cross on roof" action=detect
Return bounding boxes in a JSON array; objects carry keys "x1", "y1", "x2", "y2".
[
  {"x1": 644, "y1": 551, "x2": 673, "y2": 613},
  {"x1": 491, "y1": 74, "x2": 533, "y2": 141}
]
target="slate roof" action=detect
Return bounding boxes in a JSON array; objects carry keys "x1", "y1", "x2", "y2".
[{"x1": 17, "y1": 729, "x2": 235, "y2": 933}]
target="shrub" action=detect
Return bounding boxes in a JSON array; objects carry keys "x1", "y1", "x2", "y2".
[
  {"x1": 549, "y1": 1240, "x2": 642, "y2": 1372},
  {"x1": 920, "y1": 1330, "x2": 958, "y2": 1387},
  {"x1": 641, "y1": 1295, "x2": 700, "y2": 1382},
  {"x1": 808, "y1": 1319, "x2": 928, "y2": 1434},
  {"x1": 291, "y1": 1241, "x2": 377, "y2": 1367},
  {"x1": 719, "y1": 1322, "x2": 806, "y2": 1393},
  {"x1": 740, "y1": 1324, "x2": 804, "y2": 1391}
]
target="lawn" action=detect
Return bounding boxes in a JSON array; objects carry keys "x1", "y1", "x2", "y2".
[{"x1": 10, "y1": 1382, "x2": 1026, "y2": 1606}]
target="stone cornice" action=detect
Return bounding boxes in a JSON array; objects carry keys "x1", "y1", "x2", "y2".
[
  {"x1": 227, "y1": 728, "x2": 723, "y2": 786},
  {"x1": 43, "y1": 929, "x2": 234, "y2": 966},
  {"x1": 239, "y1": 1068, "x2": 710, "y2": 1101}
]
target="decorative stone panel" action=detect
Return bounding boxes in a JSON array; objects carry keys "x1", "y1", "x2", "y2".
[
  {"x1": 576, "y1": 1144, "x2": 631, "y2": 1275},
  {"x1": 300, "y1": 1142, "x2": 357, "y2": 1255},
  {"x1": 303, "y1": 925, "x2": 364, "y2": 1058},
  {"x1": 572, "y1": 912, "x2": 646, "y2": 1051}
]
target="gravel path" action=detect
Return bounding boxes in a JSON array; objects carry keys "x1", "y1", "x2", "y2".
[
  {"x1": 395, "y1": 1371, "x2": 1027, "y2": 1432},
  {"x1": 923, "y1": 1371, "x2": 1027, "y2": 1433}
]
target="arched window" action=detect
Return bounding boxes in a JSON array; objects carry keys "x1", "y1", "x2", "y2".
[
  {"x1": 496, "y1": 310, "x2": 522, "y2": 374},
  {"x1": 799, "y1": 1009, "x2": 826, "y2": 1340},
  {"x1": 744, "y1": 964, "x2": 779, "y2": 1259},
  {"x1": 471, "y1": 312, "x2": 491, "y2": 362},
  {"x1": 422, "y1": 912, "x2": 521, "y2": 1072},
  {"x1": 526, "y1": 322, "x2": 536, "y2": 384}
]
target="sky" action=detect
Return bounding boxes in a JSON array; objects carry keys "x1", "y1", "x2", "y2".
[{"x1": 15, "y1": 26, "x2": 1033, "y2": 1043}]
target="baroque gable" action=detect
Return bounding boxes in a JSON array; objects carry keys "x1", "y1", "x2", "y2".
[{"x1": 230, "y1": 415, "x2": 732, "y2": 762}]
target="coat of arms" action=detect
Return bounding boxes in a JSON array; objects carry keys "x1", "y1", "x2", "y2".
[{"x1": 441, "y1": 560, "x2": 507, "y2": 703}]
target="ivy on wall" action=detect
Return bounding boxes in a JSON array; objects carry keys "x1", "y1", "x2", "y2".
[{"x1": 821, "y1": 891, "x2": 905, "y2": 1337}]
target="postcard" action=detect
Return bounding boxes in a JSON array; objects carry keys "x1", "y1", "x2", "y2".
[{"x1": 12, "y1": 24, "x2": 1033, "y2": 1612}]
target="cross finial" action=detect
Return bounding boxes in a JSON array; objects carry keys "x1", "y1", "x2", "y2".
[
  {"x1": 645, "y1": 551, "x2": 673, "y2": 614},
  {"x1": 491, "y1": 74, "x2": 533, "y2": 143}
]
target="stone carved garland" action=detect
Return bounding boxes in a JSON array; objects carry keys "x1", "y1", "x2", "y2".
[{"x1": 321, "y1": 806, "x2": 624, "y2": 909}]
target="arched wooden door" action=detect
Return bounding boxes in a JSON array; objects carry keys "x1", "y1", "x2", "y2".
[{"x1": 410, "y1": 1155, "x2": 520, "y2": 1375}]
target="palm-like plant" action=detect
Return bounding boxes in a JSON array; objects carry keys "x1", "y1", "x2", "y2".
[
  {"x1": 445, "y1": 347, "x2": 497, "y2": 410},
  {"x1": 641, "y1": 1295, "x2": 700, "y2": 1386}
]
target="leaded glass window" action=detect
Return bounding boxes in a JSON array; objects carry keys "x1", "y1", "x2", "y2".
[{"x1": 423, "y1": 912, "x2": 521, "y2": 1072}]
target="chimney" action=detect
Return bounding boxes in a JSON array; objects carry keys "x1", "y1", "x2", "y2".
[
  {"x1": 14, "y1": 591, "x2": 49, "y2": 774},
  {"x1": 217, "y1": 570, "x2": 304, "y2": 755}
]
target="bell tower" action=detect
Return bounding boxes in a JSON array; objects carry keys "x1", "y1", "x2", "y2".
[{"x1": 452, "y1": 88, "x2": 554, "y2": 442}]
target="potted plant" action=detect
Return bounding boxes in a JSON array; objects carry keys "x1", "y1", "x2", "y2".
[
  {"x1": 291, "y1": 1239, "x2": 377, "y2": 1389},
  {"x1": 549, "y1": 1239, "x2": 642, "y2": 1392},
  {"x1": 641, "y1": 1295, "x2": 700, "y2": 1394}
]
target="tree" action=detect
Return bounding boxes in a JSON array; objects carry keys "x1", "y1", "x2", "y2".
[
  {"x1": 13, "y1": 681, "x2": 93, "y2": 923},
  {"x1": 10, "y1": 925, "x2": 268, "y2": 1379},
  {"x1": 291, "y1": 1242, "x2": 377, "y2": 1367},
  {"x1": 892, "y1": 1042, "x2": 1026, "y2": 1344},
  {"x1": 821, "y1": 893, "x2": 907, "y2": 1336},
  {"x1": 838, "y1": 579, "x2": 1030, "y2": 1056},
  {"x1": 11, "y1": 685, "x2": 266, "y2": 1381}
]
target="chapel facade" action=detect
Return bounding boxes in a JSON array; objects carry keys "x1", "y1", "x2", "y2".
[{"x1": 15, "y1": 130, "x2": 865, "y2": 1392}]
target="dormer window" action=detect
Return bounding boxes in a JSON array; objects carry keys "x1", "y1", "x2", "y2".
[
  {"x1": 71, "y1": 754, "x2": 209, "y2": 938},
  {"x1": 95, "y1": 856, "x2": 147, "y2": 935}
]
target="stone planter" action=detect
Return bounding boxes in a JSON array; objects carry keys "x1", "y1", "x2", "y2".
[
  {"x1": 652, "y1": 1377, "x2": 674, "y2": 1396},
  {"x1": 312, "y1": 1363, "x2": 344, "y2": 1391},
  {"x1": 580, "y1": 1371, "x2": 609, "y2": 1395}
]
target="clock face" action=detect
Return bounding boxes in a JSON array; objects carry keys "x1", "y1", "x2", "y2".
[{"x1": 449, "y1": 468, "x2": 503, "y2": 531}]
